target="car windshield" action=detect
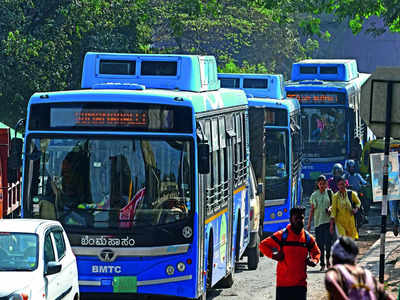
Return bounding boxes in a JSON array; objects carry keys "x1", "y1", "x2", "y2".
[
  {"x1": 25, "y1": 137, "x2": 193, "y2": 230},
  {"x1": 265, "y1": 130, "x2": 289, "y2": 200},
  {"x1": 301, "y1": 107, "x2": 347, "y2": 158},
  {"x1": 0, "y1": 233, "x2": 38, "y2": 271}
]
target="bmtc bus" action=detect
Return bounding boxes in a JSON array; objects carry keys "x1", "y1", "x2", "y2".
[
  {"x1": 285, "y1": 60, "x2": 370, "y2": 193},
  {"x1": 17, "y1": 53, "x2": 250, "y2": 299},
  {"x1": 219, "y1": 73, "x2": 302, "y2": 234}
]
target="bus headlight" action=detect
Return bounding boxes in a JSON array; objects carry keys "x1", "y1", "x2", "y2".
[
  {"x1": 177, "y1": 262, "x2": 186, "y2": 272},
  {"x1": 166, "y1": 265, "x2": 175, "y2": 276}
]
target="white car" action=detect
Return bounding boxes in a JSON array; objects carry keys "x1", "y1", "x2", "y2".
[{"x1": 0, "y1": 219, "x2": 79, "y2": 300}]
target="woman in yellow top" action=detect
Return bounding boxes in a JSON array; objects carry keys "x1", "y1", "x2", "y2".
[{"x1": 329, "y1": 177, "x2": 361, "y2": 239}]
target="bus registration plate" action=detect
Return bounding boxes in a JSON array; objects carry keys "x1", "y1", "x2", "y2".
[{"x1": 113, "y1": 276, "x2": 137, "y2": 293}]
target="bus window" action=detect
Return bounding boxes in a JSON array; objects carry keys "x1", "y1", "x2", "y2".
[
  {"x1": 220, "y1": 78, "x2": 240, "y2": 88},
  {"x1": 301, "y1": 107, "x2": 347, "y2": 158},
  {"x1": 265, "y1": 130, "x2": 289, "y2": 200},
  {"x1": 26, "y1": 138, "x2": 193, "y2": 229}
]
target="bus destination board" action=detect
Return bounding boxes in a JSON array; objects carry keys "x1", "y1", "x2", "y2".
[
  {"x1": 287, "y1": 92, "x2": 344, "y2": 104},
  {"x1": 29, "y1": 102, "x2": 193, "y2": 133},
  {"x1": 51, "y1": 108, "x2": 148, "y2": 128}
]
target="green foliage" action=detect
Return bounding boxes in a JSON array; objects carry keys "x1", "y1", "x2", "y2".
[
  {"x1": 218, "y1": 59, "x2": 269, "y2": 74},
  {"x1": 0, "y1": 0, "x2": 318, "y2": 126},
  {"x1": 0, "y1": 0, "x2": 152, "y2": 126},
  {"x1": 153, "y1": 0, "x2": 314, "y2": 76},
  {"x1": 256, "y1": 0, "x2": 400, "y2": 35}
]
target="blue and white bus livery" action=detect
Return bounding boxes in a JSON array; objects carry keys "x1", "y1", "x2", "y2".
[
  {"x1": 285, "y1": 59, "x2": 370, "y2": 194},
  {"x1": 19, "y1": 53, "x2": 250, "y2": 299},
  {"x1": 218, "y1": 73, "x2": 302, "y2": 235}
]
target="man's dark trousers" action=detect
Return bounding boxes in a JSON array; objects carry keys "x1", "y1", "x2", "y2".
[
  {"x1": 276, "y1": 286, "x2": 306, "y2": 300},
  {"x1": 315, "y1": 222, "x2": 332, "y2": 267}
]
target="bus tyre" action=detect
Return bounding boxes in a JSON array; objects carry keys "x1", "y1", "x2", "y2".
[
  {"x1": 259, "y1": 226, "x2": 264, "y2": 257},
  {"x1": 217, "y1": 272, "x2": 234, "y2": 288},
  {"x1": 247, "y1": 235, "x2": 260, "y2": 270}
]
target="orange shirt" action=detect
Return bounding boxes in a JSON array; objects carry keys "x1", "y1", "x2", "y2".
[{"x1": 259, "y1": 224, "x2": 320, "y2": 287}]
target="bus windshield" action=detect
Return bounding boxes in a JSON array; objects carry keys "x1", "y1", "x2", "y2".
[
  {"x1": 25, "y1": 137, "x2": 193, "y2": 230},
  {"x1": 265, "y1": 130, "x2": 289, "y2": 200},
  {"x1": 301, "y1": 107, "x2": 347, "y2": 158}
]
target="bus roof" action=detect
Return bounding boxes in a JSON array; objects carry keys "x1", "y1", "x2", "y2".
[
  {"x1": 285, "y1": 72, "x2": 370, "y2": 93},
  {"x1": 218, "y1": 73, "x2": 285, "y2": 99},
  {"x1": 81, "y1": 52, "x2": 220, "y2": 92},
  {"x1": 248, "y1": 97, "x2": 300, "y2": 114},
  {"x1": 291, "y1": 59, "x2": 360, "y2": 82},
  {"x1": 29, "y1": 87, "x2": 248, "y2": 115}
]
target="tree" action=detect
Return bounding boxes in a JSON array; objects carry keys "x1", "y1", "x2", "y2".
[
  {"x1": 257, "y1": 0, "x2": 400, "y2": 35},
  {"x1": 0, "y1": 0, "x2": 152, "y2": 126},
  {"x1": 152, "y1": 0, "x2": 317, "y2": 75}
]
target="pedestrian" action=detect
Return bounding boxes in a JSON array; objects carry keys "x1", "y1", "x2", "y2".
[
  {"x1": 259, "y1": 207, "x2": 321, "y2": 300},
  {"x1": 307, "y1": 175, "x2": 334, "y2": 271},
  {"x1": 344, "y1": 159, "x2": 370, "y2": 223},
  {"x1": 330, "y1": 177, "x2": 361, "y2": 239},
  {"x1": 325, "y1": 236, "x2": 394, "y2": 300},
  {"x1": 344, "y1": 160, "x2": 367, "y2": 193},
  {"x1": 388, "y1": 200, "x2": 399, "y2": 236},
  {"x1": 328, "y1": 163, "x2": 348, "y2": 193}
]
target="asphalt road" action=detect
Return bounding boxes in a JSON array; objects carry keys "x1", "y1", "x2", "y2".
[
  {"x1": 80, "y1": 254, "x2": 329, "y2": 300},
  {"x1": 80, "y1": 197, "x2": 384, "y2": 300},
  {"x1": 81, "y1": 257, "x2": 278, "y2": 300}
]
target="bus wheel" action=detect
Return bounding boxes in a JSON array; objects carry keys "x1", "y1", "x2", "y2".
[
  {"x1": 217, "y1": 272, "x2": 234, "y2": 288},
  {"x1": 247, "y1": 235, "x2": 260, "y2": 270},
  {"x1": 259, "y1": 226, "x2": 264, "y2": 257},
  {"x1": 235, "y1": 215, "x2": 241, "y2": 263},
  {"x1": 197, "y1": 292, "x2": 206, "y2": 300}
]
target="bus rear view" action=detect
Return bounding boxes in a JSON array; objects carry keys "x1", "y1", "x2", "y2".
[{"x1": 285, "y1": 60, "x2": 370, "y2": 193}]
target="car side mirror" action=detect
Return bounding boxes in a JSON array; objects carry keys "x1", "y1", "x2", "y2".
[
  {"x1": 45, "y1": 261, "x2": 62, "y2": 276},
  {"x1": 256, "y1": 183, "x2": 263, "y2": 195},
  {"x1": 198, "y1": 142, "x2": 210, "y2": 174}
]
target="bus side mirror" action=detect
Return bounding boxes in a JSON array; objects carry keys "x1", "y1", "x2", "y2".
[
  {"x1": 198, "y1": 143, "x2": 210, "y2": 174},
  {"x1": 7, "y1": 138, "x2": 23, "y2": 183}
]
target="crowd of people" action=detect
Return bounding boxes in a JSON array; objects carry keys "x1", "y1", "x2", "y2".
[{"x1": 259, "y1": 160, "x2": 397, "y2": 300}]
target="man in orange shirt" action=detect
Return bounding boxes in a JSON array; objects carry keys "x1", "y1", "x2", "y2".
[{"x1": 260, "y1": 207, "x2": 321, "y2": 300}]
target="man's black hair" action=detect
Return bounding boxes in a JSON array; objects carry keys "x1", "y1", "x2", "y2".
[
  {"x1": 335, "y1": 236, "x2": 359, "y2": 264},
  {"x1": 336, "y1": 176, "x2": 346, "y2": 184},
  {"x1": 317, "y1": 174, "x2": 327, "y2": 182},
  {"x1": 290, "y1": 206, "x2": 305, "y2": 218},
  {"x1": 339, "y1": 236, "x2": 359, "y2": 256}
]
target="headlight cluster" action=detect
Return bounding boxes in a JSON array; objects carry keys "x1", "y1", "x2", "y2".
[{"x1": 165, "y1": 262, "x2": 186, "y2": 276}]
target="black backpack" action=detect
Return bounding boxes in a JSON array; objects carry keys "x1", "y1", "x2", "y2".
[{"x1": 347, "y1": 190, "x2": 365, "y2": 229}]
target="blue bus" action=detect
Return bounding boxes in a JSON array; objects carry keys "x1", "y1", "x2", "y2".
[
  {"x1": 285, "y1": 60, "x2": 370, "y2": 193},
  {"x1": 219, "y1": 73, "x2": 302, "y2": 234},
  {"x1": 18, "y1": 53, "x2": 250, "y2": 299}
]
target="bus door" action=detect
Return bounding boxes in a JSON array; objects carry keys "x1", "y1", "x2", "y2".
[{"x1": 226, "y1": 126, "x2": 235, "y2": 271}]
